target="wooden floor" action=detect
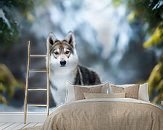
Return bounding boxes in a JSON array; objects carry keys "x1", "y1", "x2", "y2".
[{"x1": 0, "y1": 122, "x2": 43, "y2": 130}]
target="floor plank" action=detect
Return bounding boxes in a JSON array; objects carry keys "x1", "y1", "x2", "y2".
[
  {"x1": 4, "y1": 123, "x2": 21, "y2": 130},
  {"x1": 0, "y1": 123, "x2": 6, "y2": 127},
  {"x1": 0, "y1": 122, "x2": 43, "y2": 130},
  {"x1": 13, "y1": 123, "x2": 29, "y2": 130},
  {"x1": 0, "y1": 122, "x2": 14, "y2": 129},
  {"x1": 35, "y1": 123, "x2": 43, "y2": 127},
  {"x1": 23, "y1": 123, "x2": 38, "y2": 129}
]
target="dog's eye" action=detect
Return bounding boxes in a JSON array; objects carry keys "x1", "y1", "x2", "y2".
[
  {"x1": 54, "y1": 52, "x2": 59, "y2": 55},
  {"x1": 65, "y1": 51, "x2": 70, "y2": 54}
]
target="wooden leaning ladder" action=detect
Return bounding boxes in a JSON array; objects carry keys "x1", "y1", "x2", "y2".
[{"x1": 24, "y1": 41, "x2": 50, "y2": 124}]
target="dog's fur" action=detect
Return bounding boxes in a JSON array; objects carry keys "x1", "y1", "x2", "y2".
[{"x1": 47, "y1": 31, "x2": 101, "y2": 106}]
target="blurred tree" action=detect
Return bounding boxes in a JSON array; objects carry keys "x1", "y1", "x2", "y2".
[
  {"x1": 0, "y1": 0, "x2": 46, "y2": 105},
  {"x1": 148, "y1": 58, "x2": 163, "y2": 104},
  {"x1": 112, "y1": 0, "x2": 163, "y2": 103},
  {"x1": 144, "y1": 25, "x2": 163, "y2": 48},
  {"x1": 0, "y1": 64, "x2": 24, "y2": 104},
  {"x1": 0, "y1": 0, "x2": 34, "y2": 104},
  {"x1": 0, "y1": 0, "x2": 33, "y2": 48},
  {"x1": 0, "y1": 0, "x2": 47, "y2": 106},
  {"x1": 0, "y1": 0, "x2": 34, "y2": 105}
]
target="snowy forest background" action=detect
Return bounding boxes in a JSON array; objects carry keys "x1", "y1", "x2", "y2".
[{"x1": 0, "y1": 0, "x2": 163, "y2": 111}]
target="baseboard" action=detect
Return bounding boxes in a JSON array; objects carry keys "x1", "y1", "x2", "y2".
[{"x1": 0, "y1": 112, "x2": 47, "y2": 123}]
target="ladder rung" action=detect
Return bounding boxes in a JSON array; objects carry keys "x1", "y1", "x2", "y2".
[
  {"x1": 28, "y1": 104, "x2": 47, "y2": 107},
  {"x1": 28, "y1": 88, "x2": 47, "y2": 91},
  {"x1": 29, "y1": 70, "x2": 47, "y2": 73},
  {"x1": 30, "y1": 55, "x2": 46, "y2": 57}
]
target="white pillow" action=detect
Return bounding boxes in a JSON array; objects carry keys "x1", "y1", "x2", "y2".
[
  {"x1": 107, "y1": 83, "x2": 150, "y2": 102},
  {"x1": 65, "y1": 82, "x2": 75, "y2": 103},
  {"x1": 138, "y1": 83, "x2": 149, "y2": 102}
]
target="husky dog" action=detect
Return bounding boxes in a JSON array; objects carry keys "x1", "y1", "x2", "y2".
[{"x1": 47, "y1": 31, "x2": 101, "y2": 106}]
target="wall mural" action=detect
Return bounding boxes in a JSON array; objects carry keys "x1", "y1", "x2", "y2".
[{"x1": 0, "y1": 0, "x2": 162, "y2": 112}]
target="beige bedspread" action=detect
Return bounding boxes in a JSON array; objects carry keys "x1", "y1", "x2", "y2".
[{"x1": 24, "y1": 98, "x2": 163, "y2": 130}]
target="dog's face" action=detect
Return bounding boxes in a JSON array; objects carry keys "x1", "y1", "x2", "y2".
[{"x1": 47, "y1": 32, "x2": 78, "y2": 68}]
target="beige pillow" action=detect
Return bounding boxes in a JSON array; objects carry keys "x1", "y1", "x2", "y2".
[
  {"x1": 84, "y1": 93, "x2": 125, "y2": 99},
  {"x1": 74, "y1": 85, "x2": 102, "y2": 100},
  {"x1": 110, "y1": 84, "x2": 140, "y2": 99},
  {"x1": 108, "y1": 83, "x2": 149, "y2": 102},
  {"x1": 66, "y1": 83, "x2": 108, "y2": 102}
]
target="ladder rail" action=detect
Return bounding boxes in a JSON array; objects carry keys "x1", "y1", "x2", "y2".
[
  {"x1": 46, "y1": 40, "x2": 50, "y2": 116},
  {"x1": 24, "y1": 41, "x2": 31, "y2": 124}
]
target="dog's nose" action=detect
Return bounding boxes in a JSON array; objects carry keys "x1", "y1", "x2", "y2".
[{"x1": 60, "y1": 60, "x2": 66, "y2": 66}]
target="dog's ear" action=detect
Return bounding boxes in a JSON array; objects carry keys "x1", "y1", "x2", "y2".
[
  {"x1": 47, "y1": 32, "x2": 57, "y2": 46},
  {"x1": 64, "y1": 31, "x2": 76, "y2": 47}
]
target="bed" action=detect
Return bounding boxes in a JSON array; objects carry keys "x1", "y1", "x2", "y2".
[
  {"x1": 23, "y1": 83, "x2": 163, "y2": 130},
  {"x1": 42, "y1": 98, "x2": 163, "y2": 130}
]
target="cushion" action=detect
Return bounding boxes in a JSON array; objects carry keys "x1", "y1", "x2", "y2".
[
  {"x1": 110, "y1": 84, "x2": 140, "y2": 99},
  {"x1": 84, "y1": 92, "x2": 125, "y2": 99},
  {"x1": 74, "y1": 85, "x2": 101, "y2": 100},
  {"x1": 65, "y1": 83, "x2": 108, "y2": 102},
  {"x1": 138, "y1": 83, "x2": 149, "y2": 102},
  {"x1": 108, "y1": 83, "x2": 150, "y2": 102}
]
